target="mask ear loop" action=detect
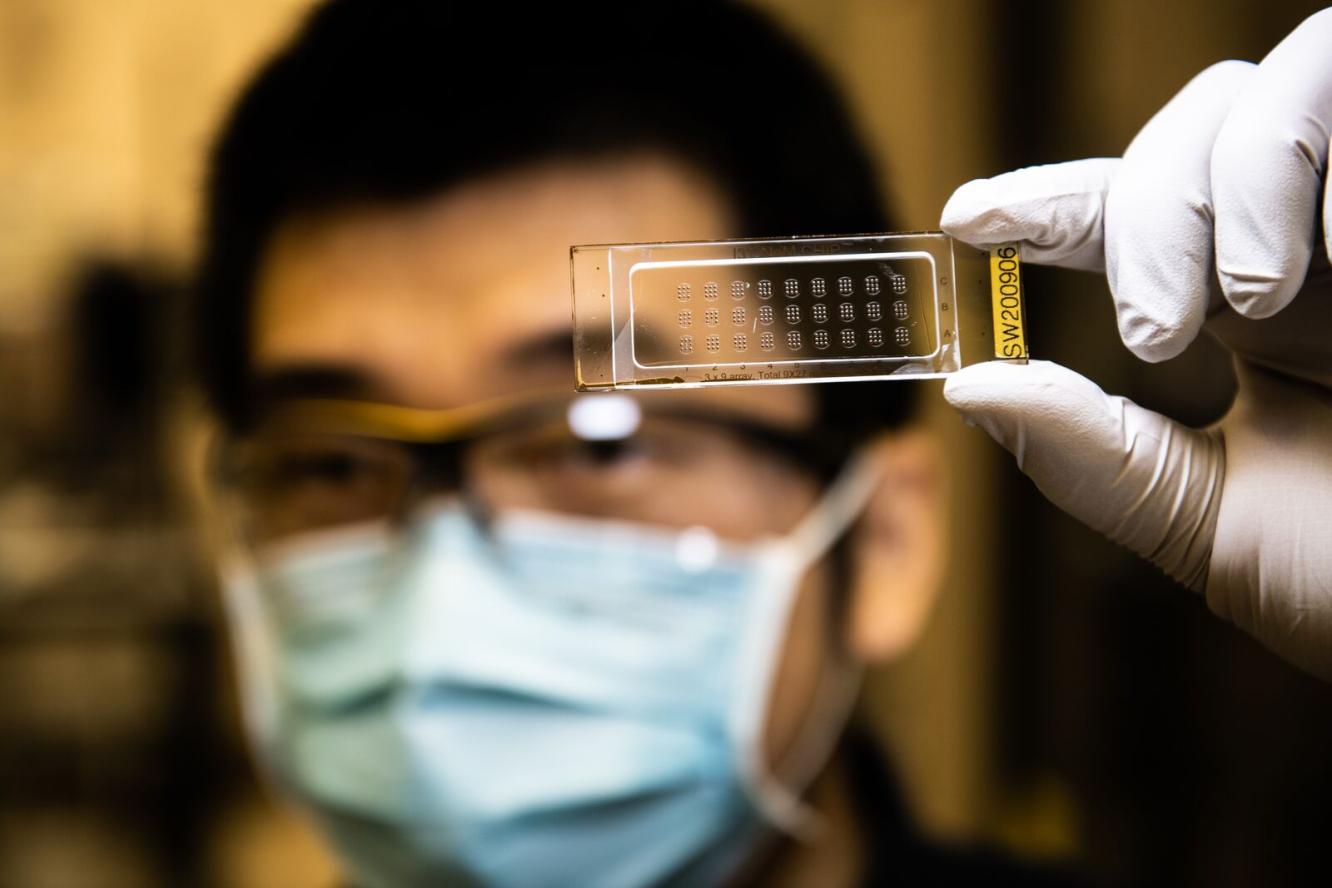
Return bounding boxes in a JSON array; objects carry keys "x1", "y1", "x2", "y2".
[
  {"x1": 206, "y1": 451, "x2": 286, "y2": 773},
  {"x1": 219, "y1": 551, "x2": 283, "y2": 755},
  {"x1": 730, "y1": 450, "x2": 885, "y2": 840}
]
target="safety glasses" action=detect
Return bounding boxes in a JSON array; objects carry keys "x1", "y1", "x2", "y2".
[{"x1": 213, "y1": 390, "x2": 851, "y2": 546}]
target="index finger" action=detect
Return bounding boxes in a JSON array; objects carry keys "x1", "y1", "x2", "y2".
[
  {"x1": 1210, "y1": 9, "x2": 1332, "y2": 318},
  {"x1": 940, "y1": 158, "x2": 1118, "y2": 273}
]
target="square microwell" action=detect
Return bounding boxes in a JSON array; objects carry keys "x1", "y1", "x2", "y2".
[{"x1": 572, "y1": 232, "x2": 1026, "y2": 390}]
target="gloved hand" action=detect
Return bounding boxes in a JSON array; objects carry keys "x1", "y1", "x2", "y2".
[{"x1": 939, "y1": 10, "x2": 1332, "y2": 679}]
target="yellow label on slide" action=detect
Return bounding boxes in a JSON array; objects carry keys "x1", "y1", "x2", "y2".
[{"x1": 989, "y1": 243, "x2": 1027, "y2": 359}]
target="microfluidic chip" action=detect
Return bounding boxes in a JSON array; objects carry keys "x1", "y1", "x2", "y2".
[{"x1": 571, "y1": 232, "x2": 1026, "y2": 390}]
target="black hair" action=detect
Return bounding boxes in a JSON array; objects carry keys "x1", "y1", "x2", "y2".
[{"x1": 196, "y1": 0, "x2": 914, "y2": 440}]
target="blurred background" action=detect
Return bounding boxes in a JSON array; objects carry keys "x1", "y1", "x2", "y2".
[{"x1": 2, "y1": 1, "x2": 1331, "y2": 886}]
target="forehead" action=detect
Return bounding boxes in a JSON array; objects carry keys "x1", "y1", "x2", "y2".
[{"x1": 251, "y1": 153, "x2": 815, "y2": 427}]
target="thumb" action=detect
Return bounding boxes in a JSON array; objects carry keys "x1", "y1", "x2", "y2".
[{"x1": 943, "y1": 360, "x2": 1223, "y2": 590}]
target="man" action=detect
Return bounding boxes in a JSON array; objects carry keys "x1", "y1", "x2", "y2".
[
  {"x1": 197, "y1": 2, "x2": 1015, "y2": 885},
  {"x1": 194, "y1": 0, "x2": 1331, "y2": 884}
]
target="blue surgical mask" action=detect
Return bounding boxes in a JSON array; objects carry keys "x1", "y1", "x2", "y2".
[{"x1": 221, "y1": 455, "x2": 881, "y2": 888}]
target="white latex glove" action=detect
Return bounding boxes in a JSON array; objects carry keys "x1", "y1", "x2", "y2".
[{"x1": 939, "y1": 10, "x2": 1332, "y2": 679}]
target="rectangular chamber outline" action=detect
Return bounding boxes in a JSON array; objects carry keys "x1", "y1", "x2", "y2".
[
  {"x1": 625, "y1": 251, "x2": 942, "y2": 371},
  {"x1": 572, "y1": 232, "x2": 1023, "y2": 391}
]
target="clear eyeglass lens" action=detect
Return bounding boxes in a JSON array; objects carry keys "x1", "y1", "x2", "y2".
[
  {"x1": 231, "y1": 435, "x2": 413, "y2": 544},
  {"x1": 228, "y1": 412, "x2": 818, "y2": 544},
  {"x1": 464, "y1": 415, "x2": 811, "y2": 535}
]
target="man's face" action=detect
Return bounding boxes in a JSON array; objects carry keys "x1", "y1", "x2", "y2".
[{"x1": 247, "y1": 153, "x2": 848, "y2": 772}]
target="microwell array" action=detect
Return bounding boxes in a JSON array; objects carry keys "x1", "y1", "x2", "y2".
[{"x1": 572, "y1": 232, "x2": 1026, "y2": 390}]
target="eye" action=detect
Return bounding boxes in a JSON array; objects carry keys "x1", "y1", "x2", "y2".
[
  {"x1": 234, "y1": 437, "x2": 411, "y2": 541},
  {"x1": 574, "y1": 437, "x2": 648, "y2": 466},
  {"x1": 505, "y1": 433, "x2": 650, "y2": 472},
  {"x1": 261, "y1": 447, "x2": 392, "y2": 491}
]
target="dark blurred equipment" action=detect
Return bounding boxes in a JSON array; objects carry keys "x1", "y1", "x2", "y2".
[
  {"x1": 66, "y1": 263, "x2": 168, "y2": 468},
  {"x1": 0, "y1": 260, "x2": 231, "y2": 888}
]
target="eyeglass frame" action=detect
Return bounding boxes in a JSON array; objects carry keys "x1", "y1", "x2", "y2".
[{"x1": 210, "y1": 388, "x2": 858, "y2": 536}]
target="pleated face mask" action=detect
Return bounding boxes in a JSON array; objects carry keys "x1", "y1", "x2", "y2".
[{"x1": 221, "y1": 455, "x2": 880, "y2": 888}]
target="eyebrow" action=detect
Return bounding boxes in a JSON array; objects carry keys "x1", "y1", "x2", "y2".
[
  {"x1": 500, "y1": 327, "x2": 577, "y2": 368},
  {"x1": 249, "y1": 327, "x2": 586, "y2": 413},
  {"x1": 249, "y1": 364, "x2": 389, "y2": 409},
  {"x1": 540, "y1": 322, "x2": 677, "y2": 360},
  {"x1": 502, "y1": 325, "x2": 677, "y2": 379}
]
